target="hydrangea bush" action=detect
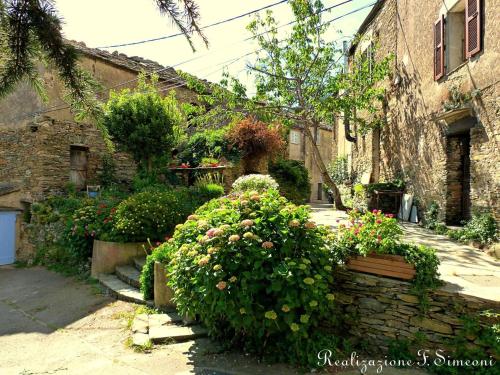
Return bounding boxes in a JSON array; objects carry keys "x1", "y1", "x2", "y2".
[
  {"x1": 165, "y1": 190, "x2": 344, "y2": 365},
  {"x1": 231, "y1": 174, "x2": 279, "y2": 193}
]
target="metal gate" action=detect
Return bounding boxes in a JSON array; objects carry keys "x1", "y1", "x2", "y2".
[{"x1": 0, "y1": 211, "x2": 16, "y2": 265}]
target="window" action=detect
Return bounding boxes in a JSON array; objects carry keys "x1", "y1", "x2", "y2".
[
  {"x1": 290, "y1": 130, "x2": 301, "y2": 145},
  {"x1": 446, "y1": 1, "x2": 466, "y2": 72},
  {"x1": 434, "y1": 0, "x2": 482, "y2": 80}
]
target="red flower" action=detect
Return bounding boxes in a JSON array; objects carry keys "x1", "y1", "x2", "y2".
[
  {"x1": 386, "y1": 213, "x2": 394, "y2": 218},
  {"x1": 377, "y1": 235, "x2": 382, "y2": 242},
  {"x1": 376, "y1": 219, "x2": 382, "y2": 224}
]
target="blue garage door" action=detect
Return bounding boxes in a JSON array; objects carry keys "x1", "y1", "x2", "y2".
[{"x1": 0, "y1": 211, "x2": 16, "y2": 265}]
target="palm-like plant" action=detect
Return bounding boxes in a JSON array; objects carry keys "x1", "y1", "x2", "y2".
[{"x1": 0, "y1": 0, "x2": 205, "y2": 114}]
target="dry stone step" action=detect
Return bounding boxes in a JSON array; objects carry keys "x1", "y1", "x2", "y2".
[
  {"x1": 149, "y1": 325, "x2": 208, "y2": 343},
  {"x1": 133, "y1": 257, "x2": 146, "y2": 272},
  {"x1": 98, "y1": 274, "x2": 153, "y2": 306},
  {"x1": 116, "y1": 265, "x2": 141, "y2": 289}
]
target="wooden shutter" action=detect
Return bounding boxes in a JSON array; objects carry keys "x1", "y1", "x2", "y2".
[
  {"x1": 465, "y1": 0, "x2": 481, "y2": 58},
  {"x1": 434, "y1": 15, "x2": 445, "y2": 80}
]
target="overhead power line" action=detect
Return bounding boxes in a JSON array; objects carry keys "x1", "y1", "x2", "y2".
[
  {"x1": 97, "y1": 0, "x2": 289, "y2": 49},
  {"x1": 17, "y1": 1, "x2": 374, "y2": 121}
]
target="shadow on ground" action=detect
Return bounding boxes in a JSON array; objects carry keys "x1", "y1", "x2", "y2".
[{"x1": 0, "y1": 266, "x2": 111, "y2": 336}]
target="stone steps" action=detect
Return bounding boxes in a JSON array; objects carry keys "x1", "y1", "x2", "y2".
[
  {"x1": 98, "y1": 274, "x2": 153, "y2": 306},
  {"x1": 133, "y1": 257, "x2": 146, "y2": 272},
  {"x1": 131, "y1": 312, "x2": 208, "y2": 346},
  {"x1": 116, "y1": 265, "x2": 141, "y2": 289}
]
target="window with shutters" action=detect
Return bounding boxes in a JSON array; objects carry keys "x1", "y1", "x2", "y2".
[
  {"x1": 446, "y1": 1, "x2": 466, "y2": 72},
  {"x1": 465, "y1": 0, "x2": 481, "y2": 58},
  {"x1": 434, "y1": 0, "x2": 482, "y2": 80},
  {"x1": 434, "y1": 15, "x2": 445, "y2": 80}
]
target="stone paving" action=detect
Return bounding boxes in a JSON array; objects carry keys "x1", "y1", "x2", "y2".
[{"x1": 309, "y1": 204, "x2": 500, "y2": 302}]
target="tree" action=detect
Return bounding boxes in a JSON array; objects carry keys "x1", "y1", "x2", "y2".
[
  {"x1": 181, "y1": 0, "x2": 391, "y2": 210},
  {"x1": 101, "y1": 74, "x2": 183, "y2": 172},
  {"x1": 0, "y1": 0, "x2": 205, "y2": 112}
]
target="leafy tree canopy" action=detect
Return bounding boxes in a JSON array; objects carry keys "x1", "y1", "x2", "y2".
[
  {"x1": 180, "y1": 0, "x2": 392, "y2": 209},
  {"x1": 101, "y1": 73, "x2": 184, "y2": 172}
]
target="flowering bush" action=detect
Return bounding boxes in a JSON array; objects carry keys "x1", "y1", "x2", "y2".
[
  {"x1": 338, "y1": 209, "x2": 402, "y2": 255},
  {"x1": 165, "y1": 190, "x2": 344, "y2": 365},
  {"x1": 231, "y1": 174, "x2": 279, "y2": 193},
  {"x1": 113, "y1": 190, "x2": 187, "y2": 242},
  {"x1": 338, "y1": 209, "x2": 441, "y2": 309}
]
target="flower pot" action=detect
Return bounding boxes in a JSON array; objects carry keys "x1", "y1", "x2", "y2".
[
  {"x1": 91, "y1": 240, "x2": 145, "y2": 278},
  {"x1": 346, "y1": 253, "x2": 416, "y2": 280}
]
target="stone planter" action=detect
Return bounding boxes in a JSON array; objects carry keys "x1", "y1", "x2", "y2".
[
  {"x1": 346, "y1": 253, "x2": 416, "y2": 280},
  {"x1": 154, "y1": 261, "x2": 176, "y2": 310},
  {"x1": 91, "y1": 240, "x2": 145, "y2": 278}
]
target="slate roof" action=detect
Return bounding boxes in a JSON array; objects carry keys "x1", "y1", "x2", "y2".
[{"x1": 67, "y1": 40, "x2": 194, "y2": 87}]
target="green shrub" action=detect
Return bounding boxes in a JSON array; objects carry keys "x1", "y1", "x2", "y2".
[
  {"x1": 166, "y1": 190, "x2": 344, "y2": 366},
  {"x1": 113, "y1": 191, "x2": 185, "y2": 242},
  {"x1": 448, "y1": 213, "x2": 498, "y2": 245},
  {"x1": 193, "y1": 183, "x2": 225, "y2": 202},
  {"x1": 231, "y1": 174, "x2": 279, "y2": 193},
  {"x1": 140, "y1": 242, "x2": 174, "y2": 300},
  {"x1": 423, "y1": 201, "x2": 442, "y2": 230},
  {"x1": 102, "y1": 74, "x2": 182, "y2": 172},
  {"x1": 178, "y1": 127, "x2": 240, "y2": 167},
  {"x1": 364, "y1": 179, "x2": 405, "y2": 193},
  {"x1": 138, "y1": 186, "x2": 225, "y2": 300},
  {"x1": 269, "y1": 159, "x2": 311, "y2": 204}
]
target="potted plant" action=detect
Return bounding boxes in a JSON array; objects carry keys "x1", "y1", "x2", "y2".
[{"x1": 340, "y1": 209, "x2": 416, "y2": 280}]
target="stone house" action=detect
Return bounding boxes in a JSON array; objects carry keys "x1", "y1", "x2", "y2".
[
  {"x1": 0, "y1": 41, "x2": 205, "y2": 264},
  {"x1": 335, "y1": 0, "x2": 499, "y2": 224},
  {"x1": 288, "y1": 124, "x2": 333, "y2": 203}
]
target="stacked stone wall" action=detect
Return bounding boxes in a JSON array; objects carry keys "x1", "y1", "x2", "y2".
[{"x1": 336, "y1": 271, "x2": 499, "y2": 356}]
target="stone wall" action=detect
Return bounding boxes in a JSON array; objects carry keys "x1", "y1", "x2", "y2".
[
  {"x1": 336, "y1": 270, "x2": 499, "y2": 356},
  {"x1": 0, "y1": 117, "x2": 136, "y2": 205},
  {"x1": 340, "y1": 0, "x2": 500, "y2": 223}
]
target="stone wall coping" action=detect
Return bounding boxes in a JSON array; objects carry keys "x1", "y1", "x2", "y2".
[{"x1": 339, "y1": 269, "x2": 500, "y2": 306}]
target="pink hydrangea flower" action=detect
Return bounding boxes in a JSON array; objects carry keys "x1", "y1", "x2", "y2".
[
  {"x1": 262, "y1": 241, "x2": 274, "y2": 249},
  {"x1": 216, "y1": 281, "x2": 227, "y2": 290}
]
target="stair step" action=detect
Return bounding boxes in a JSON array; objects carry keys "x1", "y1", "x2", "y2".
[
  {"x1": 116, "y1": 265, "x2": 141, "y2": 289},
  {"x1": 133, "y1": 257, "x2": 146, "y2": 272},
  {"x1": 149, "y1": 324, "x2": 208, "y2": 343},
  {"x1": 98, "y1": 274, "x2": 153, "y2": 306}
]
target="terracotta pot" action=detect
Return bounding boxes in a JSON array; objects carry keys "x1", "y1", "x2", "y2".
[{"x1": 346, "y1": 253, "x2": 416, "y2": 280}]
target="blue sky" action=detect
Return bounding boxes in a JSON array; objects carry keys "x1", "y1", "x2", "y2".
[{"x1": 57, "y1": 0, "x2": 375, "y2": 93}]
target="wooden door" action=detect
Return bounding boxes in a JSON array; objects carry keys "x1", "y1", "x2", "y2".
[{"x1": 70, "y1": 146, "x2": 88, "y2": 189}]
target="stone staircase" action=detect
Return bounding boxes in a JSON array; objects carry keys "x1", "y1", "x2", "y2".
[
  {"x1": 97, "y1": 255, "x2": 208, "y2": 344},
  {"x1": 98, "y1": 257, "x2": 153, "y2": 306}
]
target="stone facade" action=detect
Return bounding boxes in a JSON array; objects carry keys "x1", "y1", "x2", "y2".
[
  {"x1": 0, "y1": 117, "x2": 134, "y2": 208},
  {"x1": 0, "y1": 40, "x2": 202, "y2": 211},
  {"x1": 335, "y1": 0, "x2": 500, "y2": 223},
  {"x1": 336, "y1": 270, "x2": 499, "y2": 356},
  {"x1": 289, "y1": 125, "x2": 333, "y2": 203}
]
